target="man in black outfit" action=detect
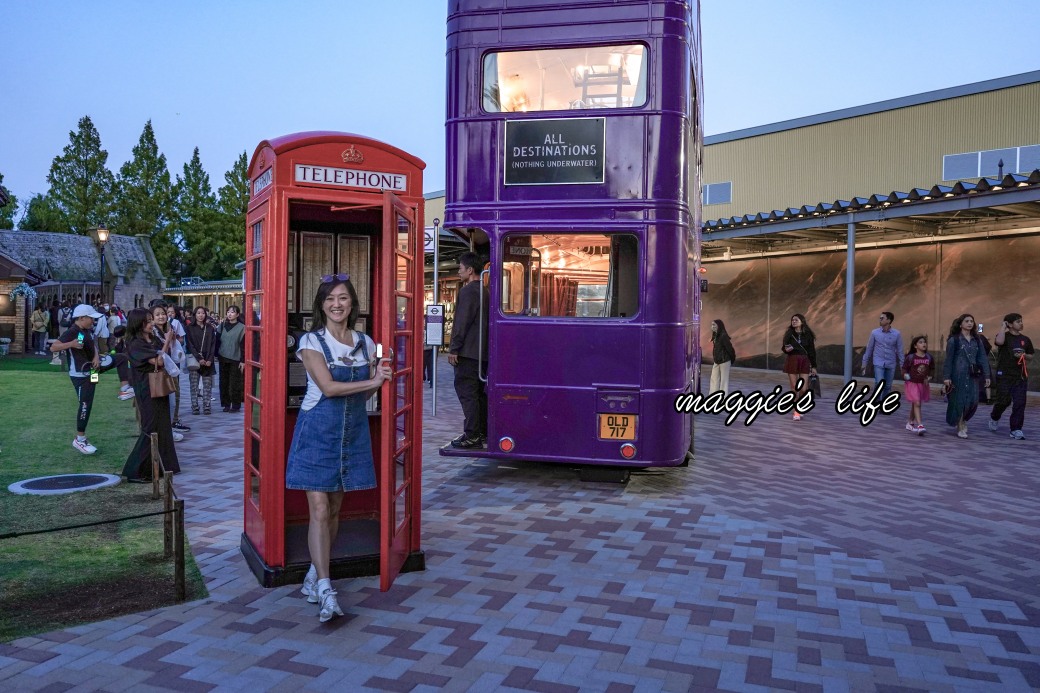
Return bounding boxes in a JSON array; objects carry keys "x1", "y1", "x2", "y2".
[
  {"x1": 448, "y1": 252, "x2": 489, "y2": 449},
  {"x1": 988, "y1": 313, "x2": 1034, "y2": 440}
]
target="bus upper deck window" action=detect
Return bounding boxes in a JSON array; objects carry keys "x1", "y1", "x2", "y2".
[
  {"x1": 483, "y1": 45, "x2": 648, "y2": 113},
  {"x1": 501, "y1": 233, "x2": 638, "y2": 319}
]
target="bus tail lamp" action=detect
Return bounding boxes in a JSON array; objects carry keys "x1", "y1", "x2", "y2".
[
  {"x1": 620, "y1": 443, "x2": 636, "y2": 459},
  {"x1": 499, "y1": 437, "x2": 515, "y2": 453}
]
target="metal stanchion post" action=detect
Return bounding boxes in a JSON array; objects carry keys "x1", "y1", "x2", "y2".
[
  {"x1": 163, "y1": 475, "x2": 173, "y2": 558},
  {"x1": 150, "y1": 433, "x2": 160, "y2": 500},
  {"x1": 174, "y1": 499, "x2": 186, "y2": 601}
]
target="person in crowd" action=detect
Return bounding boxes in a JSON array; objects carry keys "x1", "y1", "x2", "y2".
[
  {"x1": 121, "y1": 307, "x2": 181, "y2": 482},
  {"x1": 49, "y1": 304, "x2": 128, "y2": 454},
  {"x1": 185, "y1": 306, "x2": 218, "y2": 415},
  {"x1": 447, "y1": 252, "x2": 490, "y2": 448},
  {"x1": 57, "y1": 300, "x2": 73, "y2": 333},
  {"x1": 111, "y1": 325, "x2": 135, "y2": 400},
  {"x1": 942, "y1": 313, "x2": 991, "y2": 439},
  {"x1": 861, "y1": 311, "x2": 904, "y2": 398},
  {"x1": 217, "y1": 305, "x2": 246, "y2": 413},
  {"x1": 285, "y1": 274, "x2": 392, "y2": 622},
  {"x1": 30, "y1": 303, "x2": 49, "y2": 355},
  {"x1": 152, "y1": 303, "x2": 190, "y2": 434},
  {"x1": 709, "y1": 319, "x2": 736, "y2": 394},
  {"x1": 107, "y1": 306, "x2": 122, "y2": 342},
  {"x1": 988, "y1": 313, "x2": 1034, "y2": 440},
  {"x1": 782, "y1": 313, "x2": 817, "y2": 420},
  {"x1": 48, "y1": 300, "x2": 61, "y2": 339},
  {"x1": 901, "y1": 335, "x2": 934, "y2": 434}
]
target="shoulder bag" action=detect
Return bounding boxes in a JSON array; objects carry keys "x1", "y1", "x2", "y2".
[
  {"x1": 149, "y1": 362, "x2": 176, "y2": 398},
  {"x1": 186, "y1": 328, "x2": 203, "y2": 371}
]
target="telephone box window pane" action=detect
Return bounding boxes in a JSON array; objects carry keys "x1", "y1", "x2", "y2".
[
  {"x1": 396, "y1": 296, "x2": 410, "y2": 331},
  {"x1": 287, "y1": 232, "x2": 297, "y2": 312},
  {"x1": 396, "y1": 373, "x2": 407, "y2": 412},
  {"x1": 395, "y1": 488, "x2": 407, "y2": 534},
  {"x1": 249, "y1": 295, "x2": 262, "y2": 327},
  {"x1": 395, "y1": 411, "x2": 408, "y2": 453},
  {"x1": 251, "y1": 329, "x2": 261, "y2": 363},
  {"x1": 394, "y1": 452, "x2": 406, "y2": 494},
  {"x1": 395, "y1": 335, "x2": 408, "y2": 371},
  {"x1": 501, "y1": 233, "x2": 639, "y2": 318},
  {"x1": 397, "y1": 214, "x2": 411, "y2": 253},
  {"x1": 484, "y1": 44, "x2": 648, "y2": 112},
  {"x1": 301, "y1": 233, "x2": 334, "y2": 306},
  {"x1": 250, "y1": 400, "x2": 261, "y2": 434},
  {"x1": 252, "y1": 220, "x2": 263, "y2": 254},
  {"x1": 250, "y1": 366, "x2": 261, "y2": 399},
  {"x1": 250, "y1": 435, "x2": 260, "y2": 470},
  {"x1": 249, "y1": 471, "x2": 260, "y2": 509},
  {"x1": 396, "y1": 254, "x2": 410, "y2": 292},
  {"x1": 251, "y1": 259, "x2": 262, "y2": 291}
]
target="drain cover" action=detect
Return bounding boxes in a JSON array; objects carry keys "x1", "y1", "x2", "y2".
[{"x1": 8, "y1": 473, "x2": 122, "y2": 496}]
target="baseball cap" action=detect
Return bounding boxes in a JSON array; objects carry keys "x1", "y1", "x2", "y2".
[{"x1": 72, "y1": 304, "x2": 104, "y2": 319}]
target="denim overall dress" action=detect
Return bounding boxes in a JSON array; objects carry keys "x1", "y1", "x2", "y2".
[{"x1": 285, "y1": 331, "x2": 377, "y2": 492}]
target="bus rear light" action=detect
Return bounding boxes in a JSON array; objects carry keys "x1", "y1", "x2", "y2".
[
  {"x1": 620, "y1": 443, "x2": 636, "y2": 459},
  {"x1": 499, "y1": 437, "x2": 515, "y2": 452}
]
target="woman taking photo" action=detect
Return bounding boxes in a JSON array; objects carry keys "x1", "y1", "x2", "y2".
[
  {"x1": 217, "y1": 306, "x2": 246, "y2": 413},
  {"x1": 782, "y1": 313, "x2": 817, "y2": 420},
  {"x1": 185, "y1": 306, "x2": 218, "y2": 415},
  {"x1": 709, "y1": 319, "x2": 736, "y2": 395},
  {"x1": 943, "y1": 313, "x2": 991, "y2": 438},
  {"x1": 285, "y1": 274, "x2": 391, "y2": 623},
  {"x1": 121, "y1": 307, "x2": 181, "y2": 482},
  {"x1": 152, "y1": 303, "x2": 188, "y2": 435}
]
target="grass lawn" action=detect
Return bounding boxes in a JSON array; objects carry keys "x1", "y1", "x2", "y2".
[{"x1": 0, "y1": 355, "x2": 208, "y2": 642}]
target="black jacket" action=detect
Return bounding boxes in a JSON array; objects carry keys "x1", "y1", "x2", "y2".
[
  {"x1": 449, "y1": 280, "x2": 490, "y2": 361},
  {"x1": 783, "y1": 330, "x2": 817, "y2": 368},
  {"x1": 712, "y1": 333, "x2": 735, "y2": 364}
]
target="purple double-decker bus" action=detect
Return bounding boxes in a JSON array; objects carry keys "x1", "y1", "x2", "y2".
[{"x1": 440, "y1": 0, "x2": 703, "y2": 476}]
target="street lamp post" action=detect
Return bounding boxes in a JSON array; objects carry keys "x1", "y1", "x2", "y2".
[{"x1": 90, "y1": 224, "x2": 110, "y2": 304}]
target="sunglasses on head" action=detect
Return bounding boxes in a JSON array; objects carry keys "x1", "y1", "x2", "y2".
[{"x1": 321, "y1": 273, "x2": 350, "y2": 283}]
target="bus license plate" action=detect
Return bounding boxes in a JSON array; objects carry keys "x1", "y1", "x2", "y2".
[{"x1": 598, "y1": 413, "x2": 636, "y2": 440}]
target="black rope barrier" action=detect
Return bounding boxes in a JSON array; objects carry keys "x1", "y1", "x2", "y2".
[{"x1": 0, "y1": 509, "x2": 175, "y2": 541}]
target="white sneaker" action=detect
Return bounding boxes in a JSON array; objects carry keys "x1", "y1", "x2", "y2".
[
  {"x1": 72, "y1": 438, "x2": 97, "y2": 455},
  {"x1": 905, "y1": 422, "x2": 916, "y2": 432},
  {"x1": 988, "y1": 419, "x2": 998, "y2": 432},
  {"x1": 118, "y1": 391, "x2": 135, "y2": 401},
  {"x1": 318, "y1": 588, "x2": 343, "y2": 622},
  {"x1": 172, "y1": 431, "x2": 184, "y2": 443},
  {"x1": 301, "y1": 566, "x2": 318, "y2": 603},
  {"x1": 792, "y1": 412, "x2": 802, "y2": 421},
  {"x1": 1010, "y1": 430, "x2": 1026, "y2": 440}
]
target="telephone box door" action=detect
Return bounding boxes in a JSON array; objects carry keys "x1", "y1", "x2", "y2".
[{"x1": 380, "y1": 191, "x2": 419, "y2": 591}]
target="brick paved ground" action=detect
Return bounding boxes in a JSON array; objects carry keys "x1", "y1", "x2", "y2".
[{"x1": 2, "y1": 365, "x2": 1038, "y2": 692}]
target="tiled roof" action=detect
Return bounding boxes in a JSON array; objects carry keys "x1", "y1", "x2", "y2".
[{"x1": 0, "y1": 230, "x2": 164, "y2": 283}]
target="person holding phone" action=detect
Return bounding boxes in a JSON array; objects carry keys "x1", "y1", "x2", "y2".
[
  {"x1": 988, "y1": 313, "x2": 1034, "y2": 440},
  {"x1": 285, "y1": 274, "x2": 392, "y2": 623},
  {"x1": 781, "y1": 313, "x2": 817, "y2": 420}
]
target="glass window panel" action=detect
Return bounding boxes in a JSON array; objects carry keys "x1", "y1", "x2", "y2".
[
  {"x1": 703, "y1": 182, "x2": 732, "y2": 205},
  {"x1": 252, "y1": 220, "x2": 263, "y2": 255},
  {"x1": 394, "y1": 452, "x2": 405, "y2": 493},
  {"x1": 396, "y1": 253, "x2": 410, "y2": 292},
  {"x1": 395, "y1": 488, "x2": 407, "y2": 534},
  {"x1": 251, "y1": 366, "x2": 261, "y2": 399},
  {"x1": 1019, "y1": 145, "x2": 1040, "y2": 173},
  {"x1": 397, "y1": 214, "x2": 411, "y2": 253},
  {"x1": 250, "y1": 471, "x2": 260, "y2": 509},
  {"x1": 943, "y1": 152, "x2": 979, "y2": 181},
  {"x1": 250, "y1": 399, "x2": 261, "y2": 434},
  {"x1": 251, "y1": 259, "x2": 262, "y2": 291},
  {"x1": 501, "y1": 233, "x2": 639, "y2": 318},
  {"x1": 250, "y1": 435, "x2": 260, "y2": 470},
  {"x1": 980, "y1": 148, "x2": 1018, "y2": 178},
  {"x1": 251, "y1": 329, "x2": 261, "y2": 363},
  {"x1": 395, "y1": 335, "x2": 408, "y2": 371},
  {"x1": 396, "y1": 296, "x2": 410, "y2": 331},
  {"x1": 396, "y1": 373, "x2": 407, "y2": 412},
  {"x1": 300, "y1": 233, "x2": 334, "y2": 307},
  {"x1": 483, "y1": 44, "x2": 648, "y2": 112},
  {"x1": 337, "y1": 236, "x2": 370, "y2": 313},
  {"x1": 395, "y1": 412, "x2": 408, "y2": 451},
  {"x1": 249, "y1": 294, "x2": 262, "y2": 327},
  {"x1": 287, "y1": 232, "x2": 296, "y2": 312}
]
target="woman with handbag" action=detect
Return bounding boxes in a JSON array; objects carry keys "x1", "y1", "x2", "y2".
[
  {"x1": 781, "y1": 313, "x2": 817, "y2": 420},
  {"x1": 942, "y1": 313, "x2": 991, "y2": 439},
  {"x1": 709, "y1": 319, "x2": 736, "y2": 394},
  {"x1": 185, "y1": 306, "x2": 218, "y2": 415},
  {"x1": 122, "y1": 307, "x2": 181, "y2": 482}
]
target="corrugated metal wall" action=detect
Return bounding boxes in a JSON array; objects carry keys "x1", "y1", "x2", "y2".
[{"x1": 701, "y1": 82, "x2": 1040, "y2": 220}]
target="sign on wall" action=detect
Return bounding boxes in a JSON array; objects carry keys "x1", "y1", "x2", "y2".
[
  {"x1": 294, "y1": 164, "x2": 407, "y2": 192},
  {"x1": 504, "y1": 118, "x2": 605, "y2": 186}
]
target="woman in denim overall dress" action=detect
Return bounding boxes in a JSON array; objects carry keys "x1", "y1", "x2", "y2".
[{"x1": 285, "y1": 275, "x2": 392, "y2": 622}]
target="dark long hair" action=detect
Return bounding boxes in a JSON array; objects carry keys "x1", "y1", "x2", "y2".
[
  {"x1": 948, "y1": 314, "x2": 976, "y2": 338},
  {"x1": 907, "y1": 335, "x2": 929, "y2": 355},
  {"x1": 783, "y1": 313, "x2": 815, "y2": 342},
  {"x1": 126, "y1": 308, "x2": 152, "y2": 341},
  {"x1": 711, "y1": 319, "x2": 729, "y2": 342},
  {"x1": 310, "y1": 277, "x2": 360, "y2": 332}
]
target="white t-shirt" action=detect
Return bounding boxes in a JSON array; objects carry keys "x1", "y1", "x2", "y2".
[{"x1": 297, "y1": 329, "x2": 376, "y2": 411}]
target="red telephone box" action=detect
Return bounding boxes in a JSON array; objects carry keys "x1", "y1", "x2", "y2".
[{"x1": 240, "y1": 132, "x2": 425, "y2": 590}]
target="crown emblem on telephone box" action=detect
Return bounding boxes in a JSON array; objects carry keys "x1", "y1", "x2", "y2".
[{"x1": 341, "y1": 145, "x2": 364, "y2": 164}]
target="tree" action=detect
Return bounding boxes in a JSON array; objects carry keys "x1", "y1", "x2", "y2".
[
  {"x1": 18, "y1": 193, "x2": 66, "y2": 231},
  {"x1": 0, "y1": 172, "x2": 17, "y2": 229},
  {"x1": 212, "y1": 151, "x2": 249, "y2": 276},
  {"x1": 46, "y1": 115, "x2": 116, "y2": 234},
  {"x1": 171, "y1": 147, "x2": 220, "y2": 280},
  {"x1": 115, "y1": 120, "x2": 175, "y2": 270}
]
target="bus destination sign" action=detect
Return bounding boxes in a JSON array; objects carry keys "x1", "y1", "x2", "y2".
[{"x1": 504, "y1": 118, "x2": 605, "y2": 186}]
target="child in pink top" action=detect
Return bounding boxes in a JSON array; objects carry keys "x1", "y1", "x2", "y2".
[{"x1": 902, "y1": 335, "x2": 935, "y2": 434}]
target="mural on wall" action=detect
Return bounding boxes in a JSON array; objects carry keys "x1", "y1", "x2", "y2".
[{"x1": 701, "y1": 236, "x2": 1040, "y2": 390}]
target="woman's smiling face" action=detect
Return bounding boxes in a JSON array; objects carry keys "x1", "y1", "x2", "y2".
[{"x1": 323, "y1": 284, "x2": 353, "y2": 324}]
